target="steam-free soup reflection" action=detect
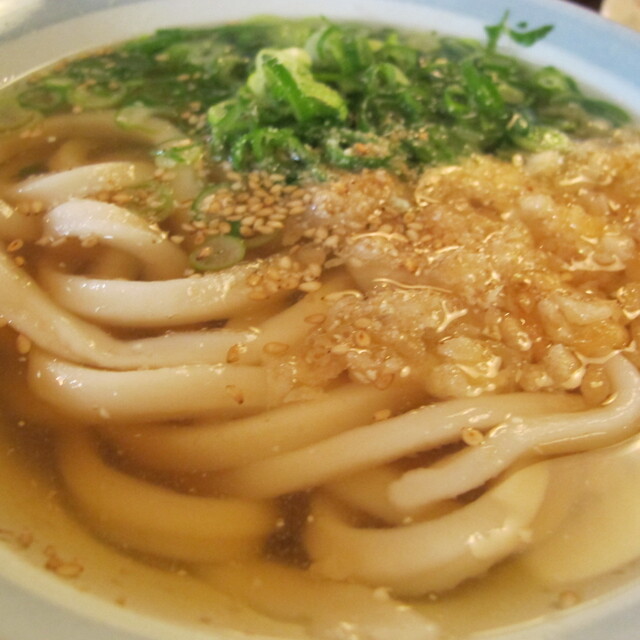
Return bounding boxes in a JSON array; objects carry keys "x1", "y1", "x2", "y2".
[{"x1": 1, "y1": 15, "x2": 640, "y2": 639}]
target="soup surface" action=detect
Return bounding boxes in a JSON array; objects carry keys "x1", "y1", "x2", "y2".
[{"x1": 0, "y1": 14, "x2": 640, "y2": 640}]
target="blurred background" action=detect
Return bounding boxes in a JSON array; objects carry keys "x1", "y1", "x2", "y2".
[
  {"x1": 567, "y1": 0, "x2": 601, "y2": 8},
  {"x1": 566, "y1": 0, "x2": 640, "y2": 31}
]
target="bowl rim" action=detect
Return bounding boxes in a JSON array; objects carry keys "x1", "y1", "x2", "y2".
[{"x1": 0, "y1": 1, "x2": 639, "y2": 639}]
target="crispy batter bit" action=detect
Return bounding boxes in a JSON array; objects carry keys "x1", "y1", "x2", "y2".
[{"x1": 253, "y1": 131, "x2": 640, "y2": 400}]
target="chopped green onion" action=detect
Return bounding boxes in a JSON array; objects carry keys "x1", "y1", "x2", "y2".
[
  {"x1": 306, "y1": 24, "x2": 374, "y2": 74},
  {"x1": 363, "y1": 63, "x2": 410, "y2": 92},
  {"x1": 208, "y1": 95, "x2": 259, "y2": 156},
  {"x1": 15, "y1": 16, "x2": 627, "y2": 179},
  {"x1": 189, "y1": 235, "x2": 246, "y2": 271},
  {"x1": 439, "y1": 37, "x2": 482, "y2": 61},
  {"x1": 460, "y1": 59, "x2": 505, "y2": 118},
  {"x1": 0, "y1": 99, "x2": 39, "y2": 132},
  {"x1": 230, "y1": 127, "x2": 313, "y2": 174},
  {"x1": 244, "y1": 230, "x2": 281, "y2": 250},
  {"x1": 154, "y1": 139, "x2": 203, "y2": 167},
  {"x1": 69, "y1": 81, "x2": 127, "y2": 109},
  {"x1": 496, "y1": 83, "x2": 525, "y2": 105},
  {"x1": 485, "y1": 11, "x2": 553, "y2": 53},
  {"x1": 41, "y1": 75, "x2": 75, "y2": 91},
  {"x1": 18, "y1": 85, "x2": 66, "y2": 113},
  {"x1": 508, "y1": 23, "x2": 554, "y2": 47},
  {"x1": 249, "y1": 48, "x2": 347, "y2": 123},
  {"x1": 511, "y1": 124, "x2": 570, "y2": 152},
  {"x1": 191, "y1": 183, "x2": 232, "y2": 220},
  {"x1": 580, "y1": 98, "x2": 630, "y2": 127},
  {"x1": 443, "y1": 85, "x2": 472, "y2": 117},
  {"x1": 532, "y1": 67, "x2": 579, "y2": 95},
  {"x1": 118, "y1": 181, "x2": 175, "y2": 222},
  {"x1": 379, "y1": 39, "x2": 420, "y2": 71}
]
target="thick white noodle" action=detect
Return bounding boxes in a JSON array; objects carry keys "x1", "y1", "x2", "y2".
[
  {"x1": 28, "y1": 348, "x2": 271, "y2": 422},
  {"x1": 0, "y1": 112, "x2": 184, "y2": 166},
  {"x1": 48, "y1": 138, "x2": 96, "y2": 171},
  {"x1": 0, "y1": 248, "x2": 260, "y2": 369},
  {"x1": 58, "y1": 433, "x2": 277, "y2": 562},
  {"x1": 100, "y1": 382, "x2": 425, "y2": 473},
  {"x1": 0, "y1": 245, "x2": 354, "y2": 370},
  {"x1": 43, "y1": 199, "x2": 187, "y2": 280},
  {"x1": 37, "y1": 110, "x2": 186, "y2": 145},
  {"x1": 200, "y1": 560, "x2": 440, "y2": 640},
  {"x1": 210, "y1": 392, "x2": 584, "y2": 498},
  {"x1": 4, "y1": 105, "x2": 639, "y2": 632},
  {"x1": 389, "y1": 355, "x2": 640, "y2": 513},
  {"x1": 306, "y1": 463, "x2": 549, "y2": 596},
  {"x1": 325, "y1": 466, "x2": 424, "y2": 525},
  {"x1": 7, "y1": 162, "x2": 155, "y2": 207},
  {"x1": 0, "y1": 111, "x2": 182, "y2": 169},
  {"x1": 39, "y1": 257, "x2": 290, "y2": 327}
]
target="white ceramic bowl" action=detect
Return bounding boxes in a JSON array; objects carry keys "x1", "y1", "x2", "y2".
[{"x1": 0, "y1": 1, "x2": 639, "y2": 639}]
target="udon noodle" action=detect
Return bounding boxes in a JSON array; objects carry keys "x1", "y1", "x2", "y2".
[{"x1": 1, "y1": 16, "x2": 640, "y2": 640}]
